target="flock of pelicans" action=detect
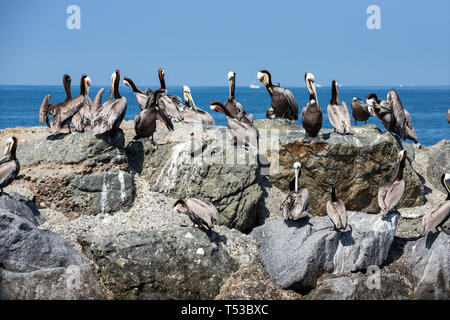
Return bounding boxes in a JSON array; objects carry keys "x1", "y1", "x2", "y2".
[{"x1": 0, "y1": 68, "x2": 449, "y2": 239}]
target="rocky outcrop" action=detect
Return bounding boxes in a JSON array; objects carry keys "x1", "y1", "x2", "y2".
[
  {"x1": 404, "y1": 232, "x2": 449, "y2": 299},
  {"x1": 0, "y1": 207, "x2": 104, "y2": 299},
  {"x1": 255, "y1": 119, "x2": 425, "y2": 216},
  {"x1": 16, "y1": 130, "x2": 135, "y2": 218},
  {"x1": 427, "y1": 140, "x2": 449, "y2": 191},
  {"x1": 79, "y1": 227, "x2": 238, "y2": 300},
  {"x1": 0, "y1": 192, "x2": 45, "y2": 226},
  {"x1": 130, "y1": 124, "x2": 263, "y2": 232},
  {"x1": 250, "y1": 211, "x2": 399, "y2": 290},
  {"x1": 304, "y1": 272, "x2": 410, "y2": 300}
]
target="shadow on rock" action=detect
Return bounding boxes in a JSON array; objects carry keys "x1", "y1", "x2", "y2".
[
  {"x1": 283, "y1": 216, "x2": 311, "y2": 229},
  {"x1": 46, "y1": 133, "x2": 69, "y2": 141},
  {"x1": 425, "y1": 231, "x2": 440, "y2": 249},
  {"x1": 338, "y1": 228, "x2": 355, "y2": 246},
  {"x1": 125, "y1": 140, "x2": 144, "y2": 173}
]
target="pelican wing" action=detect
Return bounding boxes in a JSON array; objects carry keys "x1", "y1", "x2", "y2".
[
  {"x1": 227, "y1": 118, "x2": 259, "y2": 150},
  {"x1": 158, "y1": 96, "x2": 184, "y2": 122},
  {"x1": 422, "y1": 200, "x2": 450, "y2": 234},
  {"x1": 378, "y1": 180, "x2": 405, "y2": 215},
  {"x1": 187, "y1": 197, "x2": 220, "y2": 225},
  {"x1": 39, "y1": 94, "x2": 52, "y2": 125},
  {"x1": 185, "y1": 198, "x2": 217, "y2": 228},
  {"x1": 327, "y1": 102, "x2": 351, "y2": 134},
  {"x1": 404, "y1": 109, "x2": 418, "y2": 143},
  {"x1": 387, "y1": 89, "x2": 407, "y2": 139},
  {"x1": 281, "y1": 189, "x2": 309, "y2": 220},
  {"x1": 327, "y1": 199, "x2": 347, "y2": 230},
  {"x1": 135, "y1": 92, "x2": 149, "y2": 111},
  {"x1": 0, "y1": 160, "x2": 19, "y2": 187},
  {"x1": 156, "y1": 107, "x2": 174, "y2": 131},
  {"x1": 281, "y1": 88, "x2": 299, "y2": 120}
]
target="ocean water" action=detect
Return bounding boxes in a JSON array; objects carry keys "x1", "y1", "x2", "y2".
[{"x1": 0, "y1": 85, "x2": 448, "y2": 146}]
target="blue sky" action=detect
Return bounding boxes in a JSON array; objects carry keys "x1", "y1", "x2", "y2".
[{"x1": 1, "y1": 0, "x2": 449, "y2": 86}]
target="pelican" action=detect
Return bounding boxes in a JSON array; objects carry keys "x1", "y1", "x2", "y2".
[
  {"x1": 326, "y1": 187, "x2": 350, "y2": 232},
  {"x1": 134, "y1": 88, "x2": 174, "y2": 143},
  {"x1": 257, "y1": 69, "x2": 298, "y2": 121},
  {"x1": 173, "y1": 197, "x2": 220, "y2": 230},
  {"x1": 280, "y1": 162, "x2": 309, "y2": 220},
  {"x1": 123, "y1": 77, "x2": 148, "y2": 111},
  {"x1": 227, "y1": 117, "x2": 259, "y2": 151},
  {"x1": 447, "y1": 109, "x2": 450, "y2": 123},
  {"x1": 302, "y1": 72, "x2": 322, "y2": 143},
  {"x1": 39, "y1": 74, "x2": 71, "y2": 129},
  {"x1": 72, "y1": 76, "x2": 94, "y2": 132},
  {"x1": 41, "y1": 74, "x2": 91, "y2": 135},
  {"x1": 0, "y1": 137, "x2": 20, "y2": 194},
  {"x1": 327, "y1": 80, "x2": 351, "y2": 134},
  {"x1": 93, "y1": 70, "x2": 127, "y2": 135},
  {"x1": 157, "y1": 67, "x2": 185, "y2": 111},
  {"x1": 366, "y1": 90, "x2": 418, "y2": 143},
  {"x1": 209, "y1": 72, "x2": 252, "y2": 124},
  {"x1": 181, "y1": 86, "x2": 215, "y2": 125},
  {"x1": 351, "y1": 97, "x2": 371, "y2": 125},
  {"x1": 422, "y1": 173, "x2": 450, "y2": 235},
  {"x1": 378, "y1": 150, "x2": 408, "y2": 217}
]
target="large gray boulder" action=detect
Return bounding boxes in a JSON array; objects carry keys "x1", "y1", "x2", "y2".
[
  {"x1": 255, "y1": 119, "x2": 425, "y2": 216},
  {"x1": 130, "y1": 124, "x2": 263, "y2": 231},
  {"x1": 250, "y1": 211, "x2": 399, "y2": 290},
  {"x1": 0, "y1": 192, "x2": 45, "y2": 226},
  {"x1": 15, "y1": 130, "x2": 135, "y2": 218},
  {"x1": 79, "y1": 227, "x2": 238, "y2": 300},
  {"x1": 0, "y1": 209, "x2": 104, "y2": 299},
  {"x1": 427, "y1": 140, "x2": 449, "y2": 191},
  {"x1": 404, "y1": 232, "x2": 450, "y2": 299},
  {"x1": 304, "y1": 272, "x2": 410, "y2": 300}
]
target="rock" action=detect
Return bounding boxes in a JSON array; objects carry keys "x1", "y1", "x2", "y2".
[
  {"x1": 15, "y1": 130, "x2": 135, "y2": 218},
  {"x1": 404, "y1": 232, "x2": 450, "y2": 299},
  {"x1": 0, "y1": 192, "x2": 45, "y2": 226},
  {"x1": 255, "y1": 119, "x2": 425, "y2": 216},
  {"x1": 79, "y1": 227, "x2": 238, "y2": 300},
  {"x1": 427, "y1": 140, "x2": 449, "y2": 191},
  {"x1": 0, "y1": 209, "x2": 105, "y2": 299},
  {"x1": 134, "y1": 124, "x2": 263, "y2": 231},
  {"x1": 304, "y1": 272, "x2": 410, "y2": 300},
  {"x1": 250, "y1": 211, "x2": 399, "y2": 290},
  {"x1": 0, "y1": 264, "x2": 105, "y2": 300}
]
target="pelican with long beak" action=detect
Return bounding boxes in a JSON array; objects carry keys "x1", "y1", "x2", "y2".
[
  {"x1": 93, "y1": 70, "x2": 127, "y2": 135},
  {"x1": 326, "y1": 187, "x2": 351, "y2": 232},
  {"x1": 123, "y1": 77, "x2": 148, "y2": 111},
  {"x1": 351, "y1": 97, "x2": 371, "y2": 126},
  {"x1": 0, "y1": 137, "x2": 20, "y2": 195},
  {"x1": 181, "y1": 86, "x2": 214, "y2": 125},
  {"x1": 327, "y1": 80, "x2": 351, "y2": 134},
  {"x1": 377, "y1": 150, "x2": 408, "y2": 217},
  {"x1": 42, "y1": 74, "x2": 91, "y2": 135},
  {"x1": 301, "y1": 72, "x2": 323, "y2": 143},
  {"x1": 39, "y1": 74, "x2": 72, "y2": 129},
  {"x1": 157, "y1": 67, "x2": 185, "y2": 113},
  {"x1": 173, "y1": 197, "x2": 220, "y2": 230},
  {"x1": 422, "y1": 173, "x2": 450, "y2": 235},
  {"x1": 257, "y1": 69, "x2": 298, "y2": 121},
  {"x1": 280, "y1": 162, "x2": 310, "y2": 220}
]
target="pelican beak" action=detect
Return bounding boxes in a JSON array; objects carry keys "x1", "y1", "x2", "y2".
[
  {"x1": 4, "y1": 141, "x2": 11, "y2": 156},
  {"x1": 308, "y1": 79, "x2": 318, "y2": 105}
]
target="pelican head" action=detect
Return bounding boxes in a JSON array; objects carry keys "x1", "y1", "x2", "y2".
[
  {"x1": 227, "y1": 71, "x2": 236, "y2": 81},
  {"x1": 257, "y1": 69, "x2": 273, "y2": 93},
  {"x1": 63, "y1": 74, "x2": 71, "y2": 85},
  {"x1": 305, "y1": 72, "x2": 318, "y2": 105},
  {"x1": 173, "y1": 199, "x2": 187, "y2": 214},
  {"x1": 210, "y1": 101, "x2": 225, "y2": 114},
  {"x1": 293, "y1": 162, "x2": 302, "y2": 193},
  {"x1": 182, "y1": 85, "x2": 195, "y2": 109},
  {"x1": 397, "y1": 149, "x2": 408, "y2": 161},
  {"x1": 4, "y1": 136, "x2": 17, "y2": 157},
  {"x1": 365, "y1": 93, "x2": 379, "y2": 106},
  {"x1": 352, "y1": 97, "x2": 358, "y2": 102}
]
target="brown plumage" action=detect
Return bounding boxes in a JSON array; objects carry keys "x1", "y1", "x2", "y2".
[
  {"x1": 326, "y1": 187, "x2": 350, "y2": 232},
  {"x1": 227, "y1": 117, "x2": 259, "y2": 151},
  {"x1": 39, "y1": 74, "x2": 72, "y2": 129},
  {"x1": 327, "y1": 80, "x2": 351, "y2": 134},
  {"x1": 351, "y1": 97, "x2": 371, "y2": 125},
  {"x1": 174, "y1": 197, "x2": 220, "y2": 230},
  {"x1": 181, "y1": 86, "x2": 215, "y2": 125},
  {"x1": 422, "y1": 173, "x2": 450, "y2": 235},
  {"x1": 378, "y1": 150, "x2": 408, "y2": 217},
  {"x1": 123, "y1": 76, "x2": 148, "y2": 111},
  {"x1": 302, "y1": 73, "x2": 322, "y2": 143},
  {"x1": 280, "y1": 162, "x2": 309, "y2": 220},
  {"x1": 0, "y1": 137, "x2": 20, "y2": 194}
]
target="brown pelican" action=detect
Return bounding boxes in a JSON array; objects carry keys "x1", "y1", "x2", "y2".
[
  {"x1": 326, "y1": 187, "x2": 350, "y2": 232},
  {"x1": 366, "y1": 90, "x2": 418, "y2": 143},
  {"x1": 209, "y1": 72, "x2": 252, "y2": 124},
  {"x1": 378, "y1": 150, "x2": 408, "y2": 217},
  {"x1": 257, "y1": 69, "x2": 298, "y2": 120},
  {"x1": 93, "y1": 70, "x2": 127, "y2": 135},
  {"x1": 39, "y1": 74, "x2": 72, "y2": 129},
  {"x1": 123, "y1": 77, "x2": 148, "y2": 111},
  {"x1": 280, "y1": 162, "x2": 309, "y2": 220},
  {"x1": 0, "y1": 137, "x2": 20, "y2": 194},
  {"x1": 134, "y1": 88, "x2": 174, "y2": 143},
  {"x1": 227, "y1": 117, "x2": 259, "y2": 151},
  {"x1": 351, "y1": 97, "x2": 371, "y2": 125},
  {"x1": 72, "y1": 86, "x2": 94, "y2": 132},
  {"x1": 181, "y1": 86, "x2": 215, "y2": 125},
  {"x1": 447, "y1": 109, "x2": 450, "y2": 123},
  {"x1": 157, "y1": 67, "x2": 185, "y2": 110},
  {"x1": 41, "y1": 74, "x2": 91, "y2": 135},
  {"x1": 302, "y1": 72, "x2": 322, "y2": 143},
  {"x1": 173, "y1": 197, "x2": 220, "y2": 230},
  {"x1": 327, "y1": 80, "x2": 351, "y2": 134},
  {"x1": 422, "y1": 173, "x2": 450, "y2": 235}
]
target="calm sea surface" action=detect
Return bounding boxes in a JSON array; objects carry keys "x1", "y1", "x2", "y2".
[{"x1": 0, "y1": 85, "x2": 448, "y2": 146}]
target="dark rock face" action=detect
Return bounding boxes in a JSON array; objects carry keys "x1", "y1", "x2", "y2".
[
  {"x1": 79, "y1": 227, "x2": 238, "y2": 300},
  {"x1": 427, "y1": 140, "x2": 449, "y2": 191},
  {"x1": 255, "y1": 119, "x2": 425, "y2": 216},
  {"x1": 404, "y1": 232, "x2": 450, "y2": 299},
  {"x1": 0, "y1": 192, "x2": 45, "y2": 226},
  {"x1": 304, "y1": 273, "x2": 410, "y2": 300},
  {"x1": 0, "y1": 208, "x2": 104, "y2": 299},
  {"x1": 250, "y1": 212, "x2": 398, "y2": 290},
  {"x1": 137, "y1": 127, "x2": 263, "y2": 232},
  {"x1": 16, "y1": 130, "x2": 135, "y2": 218}
]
